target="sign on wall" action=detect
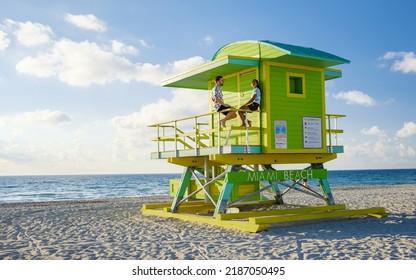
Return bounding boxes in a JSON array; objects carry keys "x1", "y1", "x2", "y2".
[
  {"x1": 303, "y1": 117, "x2": 322, "y2": 148},
  {"x1": 274, "y1": 120, "x2": 287, "y2": 149}
]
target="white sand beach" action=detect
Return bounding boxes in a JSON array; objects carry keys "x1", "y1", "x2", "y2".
[{"x1": 0, "y1": 185, "x2": 415, "y2": 260}]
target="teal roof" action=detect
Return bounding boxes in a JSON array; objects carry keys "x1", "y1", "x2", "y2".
[
  {"x1": 212, "y1": 40, "x2": 350, "y2": 68},
  {"x1": 261, "y1": 40, "x2": 350, "y2": 65},
  {"x1": 162, "y1": 40, "x2": 350, "y2": 89}
]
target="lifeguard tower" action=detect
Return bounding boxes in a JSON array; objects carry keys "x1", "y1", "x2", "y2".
[{"x1": 142, "y1": 40, "x2": 387, "y2": 232}]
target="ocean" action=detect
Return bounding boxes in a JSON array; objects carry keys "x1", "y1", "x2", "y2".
[{"x1": 0, "y1": 169, "x2": 415, "y2": 203}]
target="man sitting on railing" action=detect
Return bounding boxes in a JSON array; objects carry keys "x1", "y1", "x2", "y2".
[
  {"x1": 212, "y1": 75, "x2": 237, "y2": 127},
  {"x1": 239, "y1": 79, "x2": 261, "y2": 127}
]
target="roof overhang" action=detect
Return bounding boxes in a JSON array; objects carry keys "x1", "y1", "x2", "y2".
[
  {"x1": 324, "y1": 68, "x2": 343, "y2": 80},
  {"x1": 161, "y1": 56, "x2": 259, "y2": 90},
  {"x1": 272, "y1": 55, "x2": 349, "y2": 68}
]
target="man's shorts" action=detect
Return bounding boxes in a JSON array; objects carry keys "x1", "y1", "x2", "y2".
[{"x1": 217, "y1": 105, "x2": 232, "y2": 115}]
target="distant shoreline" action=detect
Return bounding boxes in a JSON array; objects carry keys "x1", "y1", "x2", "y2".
[
  {"x1": 0, "y1": 184, "x2": 414, "y2": 206},
  {"x1": 0, "y1": 168, "x2": 415, "y2": 177}
]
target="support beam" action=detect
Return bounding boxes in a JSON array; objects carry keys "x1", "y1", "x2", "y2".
[
  {"x1": 213, "y1": 165, "x2": 235, "y2": 216},
  {"x1": 171, "y1": 167, "x2": 193, "y2": 212},
  {"x1": 318, "y1": 178, "x2": 335, "y2": 205}
]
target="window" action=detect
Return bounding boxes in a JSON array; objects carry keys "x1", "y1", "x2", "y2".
[
  {"x1": 290, "y1": 76, "x2": 303, "y2": 94},
  {"x1": 287, "y1": 73, "x2": 306, "y2": 98}
]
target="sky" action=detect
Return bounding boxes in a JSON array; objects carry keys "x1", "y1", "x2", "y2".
[{"x1": 0, "y1": 0, "x2": 415, "y2": 175}]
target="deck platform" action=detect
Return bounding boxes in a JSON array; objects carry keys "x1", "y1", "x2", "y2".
[{"x1": 142, "y1": 200, "x2": 387, "y2": 233}]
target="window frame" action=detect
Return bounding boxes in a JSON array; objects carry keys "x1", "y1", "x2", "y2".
[{"x1": 286, "y1": 72, "x2": 306, "y2": 98}]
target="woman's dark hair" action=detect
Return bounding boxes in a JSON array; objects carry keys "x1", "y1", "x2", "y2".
[{"x1": 252, "y1": 79, "x2": 260, "y2": 91}]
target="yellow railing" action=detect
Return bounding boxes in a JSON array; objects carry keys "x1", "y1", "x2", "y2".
[
  {"x1": 149, "y1": 112, "x2": 344, "y2": 157},
  {"x1": 148, "y1": 109, "x2": 261, "y2": 157},
  {"x1": 326, "y1": 114, "x2": 346, "y2": 153}
]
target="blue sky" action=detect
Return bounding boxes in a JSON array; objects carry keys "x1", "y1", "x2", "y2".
[{"x1": 0, "y1": 0, "x2": 415, "y2": 175}]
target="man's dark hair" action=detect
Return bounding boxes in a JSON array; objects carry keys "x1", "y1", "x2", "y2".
[{"x1": 215, "y1": 76, "x2": 223, "y2": 82}]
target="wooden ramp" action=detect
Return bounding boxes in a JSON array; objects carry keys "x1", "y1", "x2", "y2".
[{"x1": 142, "y1": 201, "x2": 388, "y2": 233}]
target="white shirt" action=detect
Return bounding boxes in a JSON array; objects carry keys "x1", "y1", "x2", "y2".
[
  {"x1": 253, "y1": 87, "x2": 261, "y2": 104},
  {"x1": 211, "y1": 85, "x2": 223, "y2": 111}
]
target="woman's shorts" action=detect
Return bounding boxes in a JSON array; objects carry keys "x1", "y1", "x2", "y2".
[{"x1": 247, "y1": 102, "x2": 259, "y2": 111}]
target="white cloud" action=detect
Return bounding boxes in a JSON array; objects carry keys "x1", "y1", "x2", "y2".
[
  {"x1": 5, "y1": 19, "x2": 53, "y2": 46},
  {"x1": 397, "y1": 143, "x2": 416, "y2": 158},
  {"x1": 0, "y1": 110, "x2": 72, "y2": 126},
  {"x1": 167, "y1": 56, "x2": 207, "y2": 75},
  {"x1": 0, "y1": 30, "x2": 10, "y2": 51},
  {"x1": 361, "y1": 125, "x2": 386, "y2": 137},
  {"x1": 202, "y1": 36, "x2": 213, "y2": 45},
  {"x1": 110, "y1": 89, "x2": 208, "y2": 160},
  {"x1": 16, "y1": 38, "x2": 207, "y2": 86},
  {"x1": 336, "y1": 124, "x2": 416, "y2": 168},
  {"x1": 111, "y1": 40, "x2": 139, "y2": 55},
  {"x1": 382, "y1": 51, "x2": 416, "y2": 74},
  {"x1": 111, "y1": 89, "x2": 208, "y2": 133},
  {"x1": 138, "y1": 39, "x2": 151, "y2": 48},
  {"x1": 382, "y1": 52, "x2": 406, "y2": 60},
  {"x1": 344, "y1": 140, "x2": 389, "y2": 163},
  {"x1": 65, "y1": 13, "x2": 106, "y2": 32},
  {"x1": 16, "y1": 39, "x2": 137, "y2": 85},
  {"x1": 15, "y1": 54, "x2": 57, "y2": 77},
  {"x1": 333, "y1": 90, "x2": 376, "y2": 106},
  {"x1": 396, "y1": 121, "x2": 416, "y2": 137}
]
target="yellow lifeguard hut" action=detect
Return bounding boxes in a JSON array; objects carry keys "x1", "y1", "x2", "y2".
[{"x1": 142, "y1": 40, "x2": 387, "y2": 232}]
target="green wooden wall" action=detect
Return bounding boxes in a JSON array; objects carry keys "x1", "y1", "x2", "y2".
[{"x1": 266, "y1": 64, "x2": 325, "y2": 152}]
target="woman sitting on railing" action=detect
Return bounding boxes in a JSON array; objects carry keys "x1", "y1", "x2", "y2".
[{"x1": 239, "y1": 79, "x2": 261, "y2": 127}]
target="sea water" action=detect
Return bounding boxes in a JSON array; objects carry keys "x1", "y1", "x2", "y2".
[{"x1": 0, "y1": 169, "x2": 414, "y2": 203}]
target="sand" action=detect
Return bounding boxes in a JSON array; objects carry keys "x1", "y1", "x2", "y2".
[{"x1": 0, "y1": 185, "x2": 415, "y2": 260}]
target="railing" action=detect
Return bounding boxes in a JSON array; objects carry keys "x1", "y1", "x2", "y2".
[
  {"x1": 326, "y1": 114, "x2": 346, "y2": 153},
  {"x1": 148, "y1": 109, "x2": 261, "y2": 158},
  {"x1": 149, "y1": 112, "x2": 345, "y2": 158}
]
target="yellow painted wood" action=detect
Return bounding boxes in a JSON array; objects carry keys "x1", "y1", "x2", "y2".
[
  {"x1": 220, "y1": 126, "x2": 260, "y2": 131},
  {"x1": 249, "y1": 207, "x2": 387, "y2": 224},
  {"x1": 217, "y1": 204, "x2": 346, "y2": 220},
  {"x1": 142, "y1": 208, "x2": 269, "y2": 233},
  {"x1": 168, "y1": 157, "x2": 222, "y2": 167},
  {"x1": 326, "y1": 114, "x2": 346, "y2": 118},
  {"x1": 142, "y1": 203, "x2": 172, "y2": 210},
  {"x1": 326, "y1": 129, "x2": 344, "y2": 134},
  {"x1": 142, "y1": 200, "x2": 205, "y2": 210},
  {"x1": 209, "y1": 153, "x2": 337, "y2": 165},
  {"x1": 175, "y1": 204, "x2": 216, "y2": 213},
  {"x1": 143, "y1": 202, "x2": 387, "y2": 233},
  {"x1": 143, "y1": 200, "x2": 275, "y2": 212},
  {"x1": 368, "y1": 213, "x2": 389, "y2": 218}
]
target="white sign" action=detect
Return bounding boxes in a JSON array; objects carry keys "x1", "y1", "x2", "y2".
[
  {"x1": 303, "y1": 117, "x2": 322, "y2": 148},
  {"x1": 274, "y1": 120, "x2": 287, "y2": 149}
]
